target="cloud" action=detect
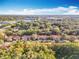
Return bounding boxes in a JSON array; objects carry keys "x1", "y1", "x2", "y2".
[{"x1": 0, "y1": 6, "x2": 79, "y2": 15}]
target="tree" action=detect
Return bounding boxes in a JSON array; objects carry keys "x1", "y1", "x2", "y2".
[
  {"x1": 0, "y1": 29, "x2": 5, "y2": 39},
  {"x1": 53, "y1": 44, "x2": 79, "y2": 59},
  {"x1": 52, "y1": 26, "x2": 61, "y2": 35}
]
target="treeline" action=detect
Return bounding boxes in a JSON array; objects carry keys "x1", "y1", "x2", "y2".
[
  {"x1": 2, "y1": 20, "x2": 79, "y2": 42},
  {"x1": 4, "y1": 20, "x2": 78, "y2": 35},
  {"x1": 0, "y1": 16, "x2": 25, "y2": 21},
  {"x1": 0, "y1": 40, "x2": 79, "y2": 59}
]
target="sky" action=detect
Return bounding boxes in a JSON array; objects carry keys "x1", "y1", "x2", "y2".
[{"x1": 0, "y1": 0, "x2": 79, "y2": 15}]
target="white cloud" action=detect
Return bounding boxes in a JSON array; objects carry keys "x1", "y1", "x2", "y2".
[
  {"x1": 0, "y1": 6, "x2": 79, "y2": 15},
  {"x1": 69, "y1": 6, "x2": 78, "y2": 9}
]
